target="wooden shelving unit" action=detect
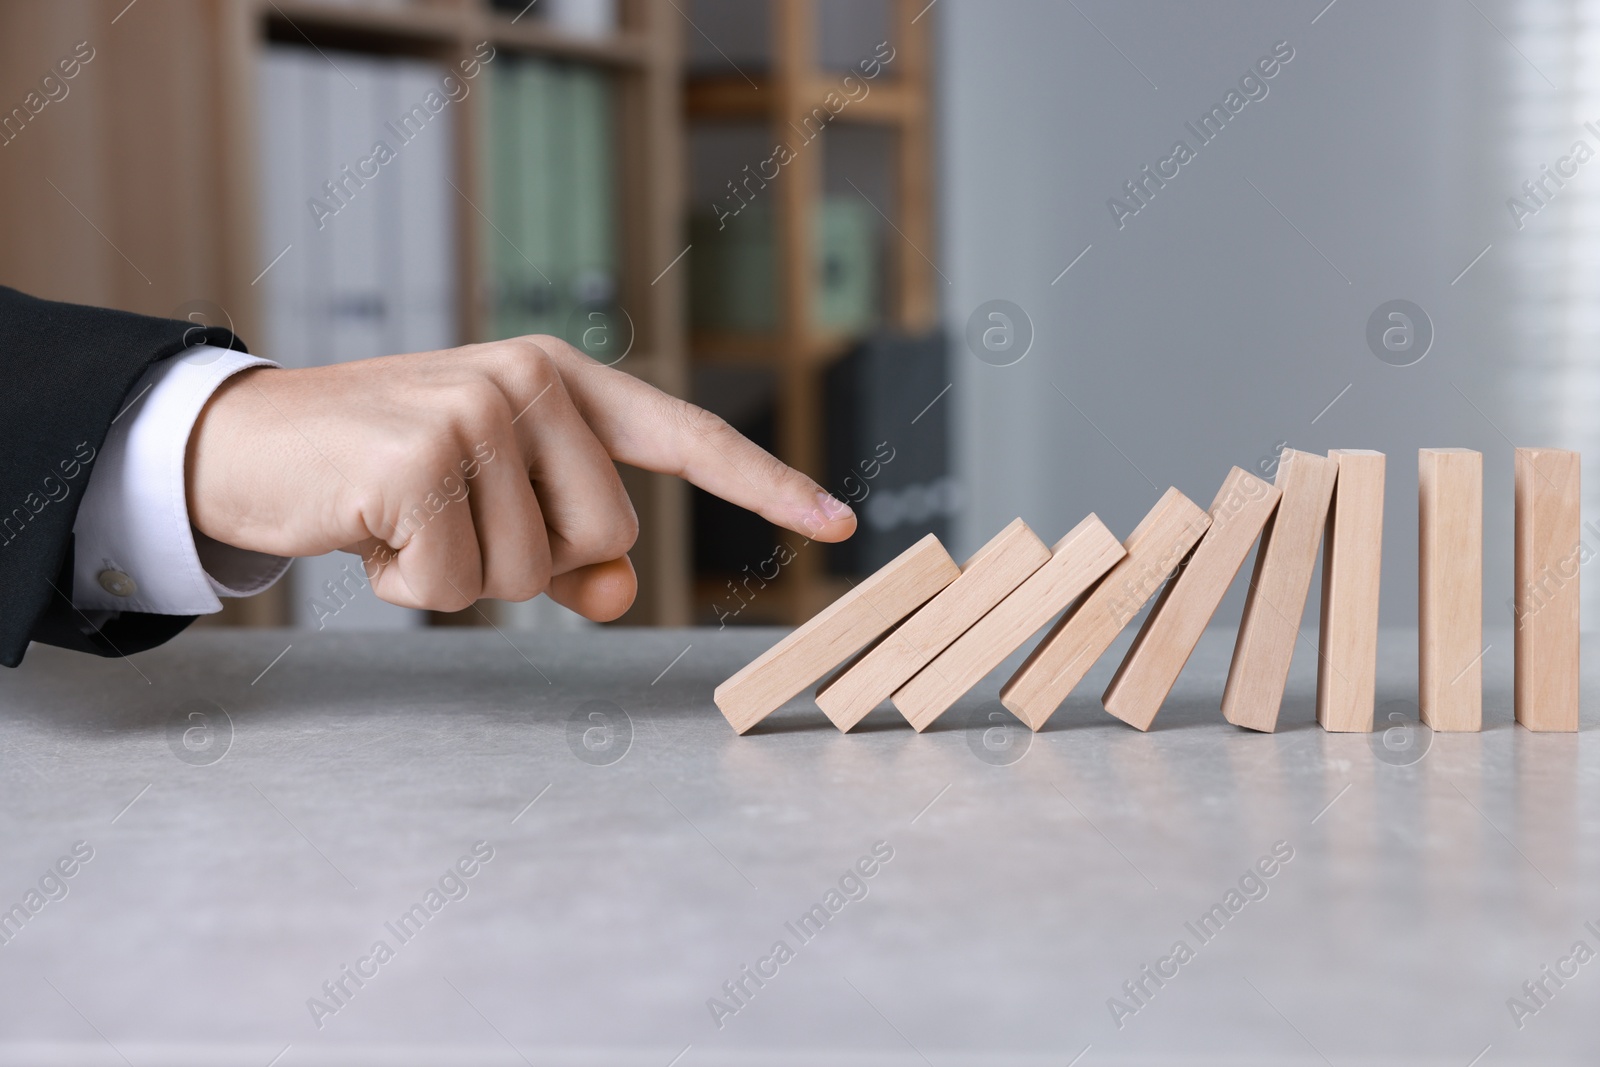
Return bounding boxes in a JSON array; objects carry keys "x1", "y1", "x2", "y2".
[
  {"x1": 685, "y1": 0, "x2": 936, "y2": 625},
  {"x1": 0, "y1": 0, "x2": 690, "y2": 627},
  {"x1": 260, "y1": 0, "x2": 691, "y2": 627}
]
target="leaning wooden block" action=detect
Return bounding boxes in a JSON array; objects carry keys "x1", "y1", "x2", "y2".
[
  {"x1": 1317, "y1": 450, "x2": 1386, "y2": 733},
  {"x1": 890, "y1": 515, "x2": 1125, "y2": 732},
  {"x1": 1514, "y1": 447, "x2": 1580, "y2": 732},
  {"x1": 714, "y1": 534, "x2": 960, "y2": 733},
  {"x1": 815, "y1": 518, "x2": 1051, "y2": 731},
  {"x1": 1419, "y1": 448, "x2": 1483, "y2": 732},
  {"x1": 1001, "y1": 488, "x2": 1211, "y2": 731},
  {"x1": 1221, "y1": 449, "x2": 1338, "y2": 733},
  {"x1": 1103, "y1": 468, "x2": 1281, "y2": 731}
]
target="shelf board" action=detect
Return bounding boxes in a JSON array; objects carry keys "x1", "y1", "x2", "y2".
[
  {"x1": 485, "y1": 13, "x2": 651, "y2": 67},
  {"x1": 261, "y1": 1, "x2": 651, "y2": 66},
  {"x1": 685, "y1": 75, "x2": 920, "y2": 125},
  {"x1": 262, "y1": 0, "x2": 464, "y2": 47}
]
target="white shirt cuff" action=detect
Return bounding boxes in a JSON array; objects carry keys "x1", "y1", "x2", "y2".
[{"x1": 71, "y1": 345, "x2": 292, "y2": 615}]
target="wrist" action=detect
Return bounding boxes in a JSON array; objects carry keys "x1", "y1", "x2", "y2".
[{"x1": 185, "y1": 365, "x2": 272, "y2": 546}]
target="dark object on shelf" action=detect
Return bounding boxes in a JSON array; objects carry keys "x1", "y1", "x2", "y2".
[
  {"x1": 824, "y1": 330, "x2": 955, "y2": 577},
  {"x1": 489, "y1": 0, "x2": 544, "y2": 14}
]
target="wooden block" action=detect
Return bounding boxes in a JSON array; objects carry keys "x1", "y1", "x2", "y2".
[
  {"x1": 714, "y1": 534, "x2": 960, "y2": 733},
  {"x1": 1001, "y1": 488, "x2": 1211, "y2": 731},
  {"x1": 1221, "y1": 449, "x2": 1338, "y2": 733},
  {"x1": 1514, "y1": 447, "x2": 1580, "y2": 732},
  {"x1": 1418, "y1": 448, "x2": 1483, "y2": 732},
  {"x1": 1317, "y1": 450, "x2": 1386, "y2": 732},
  {"x1": 815, "y1": 519, "x2": 1052, "y2": 731},
  {"x1": 1102, "y1": 468, "x2": 1281, "y2": 731},
  {"x1": 890, "y1": 515, "x2": 1125, "y2": 732}
]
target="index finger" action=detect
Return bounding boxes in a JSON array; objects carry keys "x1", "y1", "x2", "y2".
[{"x1": 543, "y1": 341, "x2": 857, "y2": 544}]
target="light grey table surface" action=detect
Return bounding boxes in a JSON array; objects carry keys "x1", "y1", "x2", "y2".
[{"x1": 0, "y1": 624, "x2": 1596, "y2": 1067}]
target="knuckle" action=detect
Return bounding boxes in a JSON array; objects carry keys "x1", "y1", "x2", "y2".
[
  {"x1": 498, "y1": 535, "x2": 553, "y2": 604},
  {"x1": 442, "y1": 379, "x2": 506, "y2": 434},
  {"x1": 524, "y1": 559, "x2": 556, "y2": 601},
  {"x1": 506, "y1": 543, "x2": 554, "y2": 603},
  {"x1": 677, "y1": 401, "x2": 731, "y2": 440},
  {"x1": 440, "y1": 582, "x2": 480, "y2": 612},
  {"x1": 496, "y1": 579, "x2": 539, "y2": 604},
  {"x1": 674, "y1": 399, "x2": 789, "y2": 482},
  {"x1": 507, "y1": 333, "x2": 553, "y2": 370},
  {"x1": 527, "y1": 550, "x2": 553, "y2": 594},
  {"x1": 514, "y1": 564, "x2": 552, "y2": 603},
  {"x1": 614, "y1": 502, "x2": 641, "y2": 555},
  {"x1": 448, "y1": 562, "x2": 485, "y2": 607},
  {"x1": 504, "y1": 579, "x2": 542, "y2": 604},
  {"x1": 588, "y1": 505, "x2": 639, "y2": 562},
  {"x1": 523, "y1": 332, "x2": 579, "y2": 364},
  {"x1": 561, "y1": 526, "x2": 621, "y2": 567},
  {"x1": 552, "y1": 497, "x2": 636, "y2": 568},
  {"x1": 499, "y1": 336, "x2": 563, "y2": 405},
  {"x1": 398, "y1": 562, "x2": 479, "y2": 613},
  {"x1": 673, "y1": 403, "x2": 743, "y2": 475}
]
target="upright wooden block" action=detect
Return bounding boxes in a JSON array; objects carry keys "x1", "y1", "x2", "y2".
[
  {"x1": 1221, "y1": 449, "x2": 1338, "y2": 733},
  {"x1": 815, "y1": 519, "x2": 1052, "y2": 731},
  {"x1": 714, "y1": 534, "x2": 960, "y2": 733},
  {"x1": 1419, "y1": 448, "x2": 1483, "y2": 732},
  {"x1": 1001, "y1": 488, "x2": 1211, "y2": 731},
  {"x1": 1514, "y1": 447, "x2": 1580, "y2": 732},
  {"x1": 1102, "y1": 468, "x2": 1281, "y2": 731},
  {"x1": 890, "y1": 515, "x2": 1125, "y2": 732},
  {"x1": 1317, "y1": 450, "x2": 1386, "y2": 732}
]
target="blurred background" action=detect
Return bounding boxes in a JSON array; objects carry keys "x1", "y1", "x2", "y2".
[{"x1": 0, "y1": 0, "x2": 1596, "y2": 647}]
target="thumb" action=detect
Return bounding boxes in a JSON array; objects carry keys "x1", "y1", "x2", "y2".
[{"x1": 546, "y1": 556, "x2": 638, "y2": 622}]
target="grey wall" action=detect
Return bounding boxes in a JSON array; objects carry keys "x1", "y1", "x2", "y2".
[{"x1": 940, "y1": 0, "x2": 1595, "y2": 638}]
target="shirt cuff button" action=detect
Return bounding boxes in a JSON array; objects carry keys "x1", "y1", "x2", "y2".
[{"x1": 97, "y1": 569, "x2": 137, "y2": 598}]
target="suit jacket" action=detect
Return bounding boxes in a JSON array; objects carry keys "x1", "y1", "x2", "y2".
[{"x1": 0, "y1": 286, "x2": 246, "y2": 667}]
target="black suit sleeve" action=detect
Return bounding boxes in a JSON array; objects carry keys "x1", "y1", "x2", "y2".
[{"x1": 0, "y1": 286, "x2": 248, "y2": 667}]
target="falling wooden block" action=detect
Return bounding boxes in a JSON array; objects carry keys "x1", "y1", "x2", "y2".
[
  {"x1": 815, "y1": 519, "x2": 1052, "y2": 731},
  {"x1": 1514, "y1": 447, "x2": 1580, "y2": 732},
  {"x1": 890, "y1": 515, "x2": 1125, "y2": 731},
  {"x1": 1001, "y1": 488, "x2": 1211, "y2": 731},
  {"x1": 714, "y1": 534, "x2": 960, "y2": 733},
  {"x1": 1102, "y1": 468, "x2": 1281, "y2": 731},
  {"x1": 1317, "y1": 450, "x2": 1386, "y2": 733},
  {"x1": 1419, "y1": 448, "x2": 1483, "y2": 732},
  {"x1": 1221, "y1": 449, "x2": 1338, "y2": 733}
]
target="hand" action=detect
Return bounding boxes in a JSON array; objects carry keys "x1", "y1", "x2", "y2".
[{"x1": 185, "y1": 335, "x2": 856, "y2": 621}]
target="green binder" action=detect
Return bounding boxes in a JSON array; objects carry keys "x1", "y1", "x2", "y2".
[
  {"x1": 486, "y1": 58, "x2": 618, "y2": 346},
  {"x1": 568, "y1": 65, "x2": 616, "y2": 308},
  {"x1": 487, "y1": 62, "x2": 521, "y2": 341},
  {"x1": 519, "y1": 59, "x2": 559, "y2": 337},
  {"x1": 689, "y1": 197, "x2": 878, "y2": 335}
]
